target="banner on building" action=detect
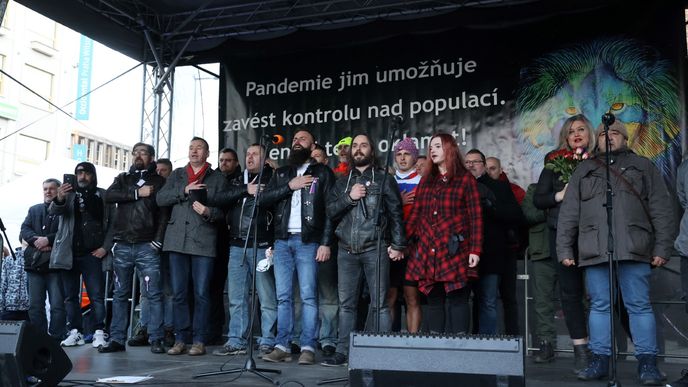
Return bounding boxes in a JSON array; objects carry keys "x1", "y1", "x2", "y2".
[{"x1": 75, "y1": 35, "x2": 93, "y2": 121}]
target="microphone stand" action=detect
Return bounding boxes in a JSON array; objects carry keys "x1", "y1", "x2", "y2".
[
  {"x1": 0, "y1": 217, "x2": 18, "y2": 260},
  {"x1": 194, "y1": 136, "x2": 280, "y2": 384},
  {"x1": 317, "y1": 116, "x2": 402, "y2": 386},
  {"x1": 373, "y1": 116, "x2": 402, "y2": 332},
  {"x1": 601, "y1": 112, "x2": 621, "y2": 387}
]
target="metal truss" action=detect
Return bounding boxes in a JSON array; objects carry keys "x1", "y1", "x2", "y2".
[
  {"x1": 139, "y1": 62, "x2": 174, "y2": 158},
  {"x1": 75, "y1": 0, "x2": 529, "y2": 56}
]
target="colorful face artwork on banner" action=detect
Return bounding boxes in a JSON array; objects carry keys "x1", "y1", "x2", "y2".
[{"x1": 516, "y1": 37, "x2": 681, "y2": 182}]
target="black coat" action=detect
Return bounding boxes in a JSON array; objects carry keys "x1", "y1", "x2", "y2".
[
  {"x1": 225, "y1": 166, "x2": 274, "y2": 247},
  {"x1": 327, "y1": 166, "x2": 406, "y2": 254},
  {"x1": 476, "y1": 174, "x2": 524, "y2": 275},
  {"x1": 20, "y1": 202, "x2": 59, "y2": 272},
  {"x1": 105, "y1": 163, "x2": 170, "y2": 244},
  {"x1": 533, "y1": 152, "x2": 567, "y2": 230},
  {"x1": 261, "y1": 161, "x2": 335, "y2": 246}
]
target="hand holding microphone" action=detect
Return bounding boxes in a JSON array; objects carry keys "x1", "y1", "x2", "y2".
[
  {"x1": 350, "y1": 180, "x2": 368, "y2": 219},
  {"x1": 349, "y1": 183, "x2": 366, "y2": 201}
]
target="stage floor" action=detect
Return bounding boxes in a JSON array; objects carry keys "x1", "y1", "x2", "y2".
[{"x1": 58, "y1": 344, "x2": 688, "y2": 386}]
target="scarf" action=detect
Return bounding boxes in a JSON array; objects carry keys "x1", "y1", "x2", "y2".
[{"x1": 186, "y1": 162, "x2": 211, "y2": 184}]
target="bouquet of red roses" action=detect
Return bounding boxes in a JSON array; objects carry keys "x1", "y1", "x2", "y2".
[{"x1": 545, "y1": 147, "x2": 590, "y2": 183}]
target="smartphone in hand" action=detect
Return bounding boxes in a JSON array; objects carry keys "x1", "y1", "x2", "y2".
[{"x1": 63, "y1": 174, "x2": 76, "y2": 186}]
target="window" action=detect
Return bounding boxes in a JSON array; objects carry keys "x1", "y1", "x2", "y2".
[
  {"x1": 21, "y1": 64, "x2": 53, "y2": 110},
  {"x1": 14, "y1": 134, "x2": 48, "y2": 175},
  {"x1": 26, "y1": 11, "x2": 56, "y2": 47}
]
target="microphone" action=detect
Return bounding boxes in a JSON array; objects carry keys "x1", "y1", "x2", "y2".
[
  {"x1": 262, "y1": 134, "x2": 285, "y2": 145},
  {"x1": 357, "y1": 177, "x2": 368, "y2": 219},
  {"x1": 601, "y1": 112, "x2": 615, "y2": 126}
]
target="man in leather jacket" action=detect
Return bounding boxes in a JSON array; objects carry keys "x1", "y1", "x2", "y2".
[
  {"x1": 322, "y1": 133, "x2": 406, "y2": 367},
  {"x1": 260, "y1": 129, "x2": 335, "y2": 365},
  {"x1": 101, "y1": 142, "x2": 169, "y2": 354},
  {"x1": 212, "y1": 144, "x2": 278, "y2": 357}
]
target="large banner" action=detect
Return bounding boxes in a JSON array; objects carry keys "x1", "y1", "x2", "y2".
[{"x1": 220, "y1": 1, "x2": 685, "y2": 187}]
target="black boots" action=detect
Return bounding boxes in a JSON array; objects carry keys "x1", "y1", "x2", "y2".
[
  {"x1": 573, "y1": 343, "x2": 592, "y2": 374},
  {"x1": 533, "y1": 340, "x2": 555, "y2": 363},
  {"x1": 577, "y1": 353, "x2": 609, "y2": 380}
]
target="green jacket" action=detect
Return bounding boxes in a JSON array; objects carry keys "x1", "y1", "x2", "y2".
[
  {"x1": 557, "y1": 150, "x2": 675, "y2": 267},
  {"x1": 522, "y1": 184, "x2": 549, "y2": 261}
]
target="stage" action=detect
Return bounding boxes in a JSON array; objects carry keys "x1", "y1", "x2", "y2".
[{"x1": 59, "y1": 344, "x2": 688, "y2": 386}]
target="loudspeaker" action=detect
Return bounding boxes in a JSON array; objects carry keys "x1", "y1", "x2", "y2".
[
  {"x1": 0, "y1": 320, "x2": 73, "y2": 387},
  {"x1": 348, "y1": 332, "x2": 525, "y2": 387}
]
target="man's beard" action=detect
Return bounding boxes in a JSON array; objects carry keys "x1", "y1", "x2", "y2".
[
  {"x1": 288, "y1": 147, "x2": 311, "y2": 166},
  {"x1": 134, "y1": 158, "x2": 144, "y2": 170},
  {"x1": 352, "y1": 152, "x2": 373, "y2": 167}
]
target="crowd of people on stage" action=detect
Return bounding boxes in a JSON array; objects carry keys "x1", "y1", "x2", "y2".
[{"x1": 4, "y1": 115, "x2": 688, "y2": 386}]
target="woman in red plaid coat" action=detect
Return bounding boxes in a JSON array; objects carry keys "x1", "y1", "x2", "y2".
[{"x1": 405, "y1": 132, "x2": 483, "y2": 334}]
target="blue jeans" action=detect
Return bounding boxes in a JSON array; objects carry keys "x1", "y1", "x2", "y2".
[
  {"x1": 62, "y1": 254, "x2": 106, "y2": 331},
  {"x1": 585, "y1": 261, "x2": 658, "y2": 356},
  {"x1": 681, "y1": 256, "x2": 688, "y2": 314},
  {"x1": 138, "y1": 252, "x2": 174, "y2": 330},
  {"x1": 336, "y1": 249, "x2": 391, "y2": 356},
  {"x1": 477, "y1": 274, "x2": 499, "y2": 335},
  {"x1": 110, "y1": 243, "x2": 163, "y2": 344},
  {"x1": 27, "y1": 271, "x2": 66, "y2": 339},
  {"x1": 273, "y1": 235, "x2": 319, "y2": 352},
  {"x1": 227, "y1": 245, "x2": 277, "y2": 348},
  {"x1": 168, "y1": 252, "x2": 213, "y2": 344},
  {"x1": 318, "y1": 254, "x2": 339, "y2": 348}
]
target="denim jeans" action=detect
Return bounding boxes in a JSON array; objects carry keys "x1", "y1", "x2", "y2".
[
  {"x1": 227, "y1": 245, "x2": 277, "y2": 348},
  {"x1": 63, "y1": 254, "x2": 106, "y2": 331},
  {"x1": 110, "y1": 242, "x2": 163, "y2": 344},
  {"x1": 137, "y1": 252, "x2": 174, "y2": 330},
  {"x1": 293, "y1": 257, "x2": 339, "y2": 348},
  {"x1": 168, "y1": 252, "x2": 213, "y2": 344},
  {"x1": 160, "y1": 252, "x2": 174, "y2": 328},
  {"x1": 477, "y1": 274, "x2": 499, "y2": 335},
  {"x1": 27, "y1": 271, "x2": 66, "y2": 339},
  {"x1": 318, "y1": 254, "x2": 339, "y2": 348},
  {"x1": 273, "y1": 235, "x2": 319, "y2": 352},
  {"x1": 336, "y1": 249, "x2": 390, "y2": 356},
  {"x1": 585, "y1": 261, "x2": 658, "y2": 356},
  {"x1": 681, "y1": 256, "x2": 688, "y2": 314}
]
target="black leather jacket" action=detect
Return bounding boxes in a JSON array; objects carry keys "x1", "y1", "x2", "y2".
[
  {"x1": 105, "y1": 162, "x2": 170, "y2": 244},
  {"x1": 225, "y1": 166, "x2": 274, "y2": 247},
  {"x1": 261, "y1": 161, "x2": 335, "y2": 246},
  {"x1": 327, "y1": 166, "x2": 407, "y2": 254}
]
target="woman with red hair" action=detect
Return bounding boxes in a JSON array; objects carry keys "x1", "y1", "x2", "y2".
[{"x1": 405, "y1": 133, "x2": 483, "y2": 333}]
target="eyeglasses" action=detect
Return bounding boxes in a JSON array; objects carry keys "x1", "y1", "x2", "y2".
[
  {"x1": 132, "y1": 150, "x2": 150, "y2": 156},
  {"x1": 464, "y1": 160, "x2": 484, "y2": 165}
]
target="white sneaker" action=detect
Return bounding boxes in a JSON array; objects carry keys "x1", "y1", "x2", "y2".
[
  {"x1": 92, "y1": 329, "x2": 108, "y2": 348},
  {"x1": 61, "y1": 329, "x2": 85, "y2": 347}
]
